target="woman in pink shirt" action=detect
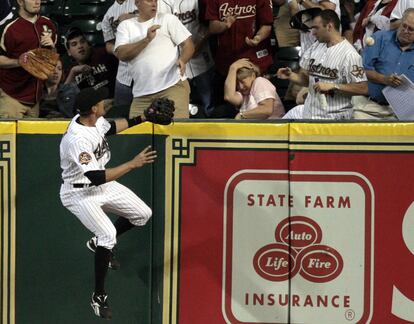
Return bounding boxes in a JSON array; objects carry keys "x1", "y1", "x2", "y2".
[{"x1": 224, "y1": 58, "x2": 285, "y2": 119}]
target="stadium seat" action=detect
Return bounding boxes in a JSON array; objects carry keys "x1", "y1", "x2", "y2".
[
  {"x1": 62, "y1": 0, "x2": 112, "y2": 19},
  {"x1": 40, "y1": 0, "x2": 65, "y2": 17},
  {"x1": 275, "y1": 46, "x2": 300, "y2": 61},
  {"x1": 268, "y1": 46, "x2": 301, "y2": 100}
]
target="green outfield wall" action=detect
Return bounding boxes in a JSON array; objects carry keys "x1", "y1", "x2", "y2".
[{"x1": 2, "y1": 120, "x2": 414, "y2": 324}]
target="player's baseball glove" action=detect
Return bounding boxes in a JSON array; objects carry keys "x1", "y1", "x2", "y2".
[
  {"x1": 289, "y1": 8, "x2": 322, "y2": 32},
  {"x1": 144, "y1": 98, "x2": 175, "y2": 125},
  {"x1": 18, "y1": 48, "x2": 60, "y2": 81}
]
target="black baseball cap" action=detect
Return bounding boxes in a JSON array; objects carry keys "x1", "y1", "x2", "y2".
[
  {"x1": 64, "y1": 26, "x2": 86, "y2": 48},
  {"x1": 75, "y1": 87, "x2": 109, "y2": 114}
]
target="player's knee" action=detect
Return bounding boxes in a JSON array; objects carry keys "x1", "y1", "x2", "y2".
[
  {"x1": 141, "y1": 205, "x2": 152, "y2": 224},
  {"x1": 131, "y1": 205, "x2": 152, "y2": 226},
  {"x1": 98, "y1": 227, "x2": 117, "y2": 249}
]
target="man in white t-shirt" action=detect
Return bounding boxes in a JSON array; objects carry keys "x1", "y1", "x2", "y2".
[
  {"x1": 114, "y1": 0, "x2": 195, "y2": 118},
  {"x1": 390, "y1": 0, "x2": 414, "y2": 28},
  {"x1": 101, "y1": 0, "x2": 138, "y2": 109}
]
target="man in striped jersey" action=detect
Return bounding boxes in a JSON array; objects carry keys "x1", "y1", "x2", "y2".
[
  {"x1": 60, "y1": 86, "x2": 157, "y2": 319},
  {"x1": 101, "y1": 0, "x2": 138, "y2": 109},
  {"x1": 278, "y1": 9, "x2": 368, "y2": 119}
]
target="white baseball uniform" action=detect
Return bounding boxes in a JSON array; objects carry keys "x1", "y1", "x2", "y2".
[
  {"x1": 300, "y1": 39, "x2": 367, "y2": 119},
  {"x1": 101, "y1": 0, "x2": 137, "y2": 86},
  {"x1": 60, "y1": 115, "x2": 152, "y2": 249},
  {"x1": 158, "y1": 0, "x2": 214, "y2": 79}
]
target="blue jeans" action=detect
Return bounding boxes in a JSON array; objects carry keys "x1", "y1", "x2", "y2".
[
  {"x1": 114, "y1": 80, "x2": 133, "y2": 108},
  {"x1": 189, "y1": 68, "x2": 215, "y2": 117}
]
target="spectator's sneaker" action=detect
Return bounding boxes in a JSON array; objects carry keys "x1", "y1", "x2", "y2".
[
  {"x1": 91, "y1": 293, "x2": 112, "y2": 319},
  {"x1": 86, "y1": 237, "x2": 121, "y2": 270}
]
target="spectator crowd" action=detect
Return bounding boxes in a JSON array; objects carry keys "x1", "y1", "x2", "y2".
[{"x1": 0, "y1": 0, "x2": 413, "y2": 120}]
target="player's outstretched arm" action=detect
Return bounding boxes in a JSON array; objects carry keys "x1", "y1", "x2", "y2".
[
  {"x1": 104, "y1": 146, "x2": 157, "y2": 182},
  {"x1": 110, "y1": 116, "x2": 147, "y2": 134},
  {"x1": 108, "y1": 97, "x2": 175, "y2": 135}
]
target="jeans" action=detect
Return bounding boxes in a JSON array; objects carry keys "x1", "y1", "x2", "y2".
[
  {"x1": 189, "y1": 68, "x2": 215, "y2": 117},
  {"x1": 114, "y1": 80, "x2": 133, "y2": 108}
]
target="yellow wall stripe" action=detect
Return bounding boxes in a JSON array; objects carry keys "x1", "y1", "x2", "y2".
[
  {"x1": 16, "y1": 120, "x2": 153, "y2": 134},
  {"x1": 155, "y1": 122, "x2": 289, "y2": 137},
  {"x1": 290, "y1": 122, "x2": 414, "y2": 139}
]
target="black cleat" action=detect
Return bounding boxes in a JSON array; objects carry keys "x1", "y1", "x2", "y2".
[
  {"x1": 86, "y1": 237, "x2": 121, "y2": 270},
  {"x1": 91, "y1": 293, "x2": 112, "y2": 320}
]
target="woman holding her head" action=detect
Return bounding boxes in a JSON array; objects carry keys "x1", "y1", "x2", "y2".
[{"x1": 224, "y1": 58, "x2": 285, "y2": 119}]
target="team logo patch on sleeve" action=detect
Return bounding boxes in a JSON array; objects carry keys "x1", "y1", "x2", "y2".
[
  {"x1": 351, "y1": 65, "x2": 365, "y2": 78},
  {"x1": 79, "y1": 152, "x2": 92, "y2": 165}
]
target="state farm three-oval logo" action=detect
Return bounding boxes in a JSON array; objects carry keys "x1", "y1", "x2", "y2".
[{"x1": 253, "y1": 216, "x2": 344, "y2": 283}]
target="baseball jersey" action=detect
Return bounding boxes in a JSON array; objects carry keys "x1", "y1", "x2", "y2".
[
  {"x1": 60, "y1": 115, "x2": 111, "y2": 185},
  {"x1": 204, "y1": 0, "x2": 273, "y2": 74},
  {"x1": 158, "y1": 0, "x2": 214, "y2": 79},
  {"x1": 101, "y1": 0, "x2": 137, "y2": 86},
  {"x1": 0, "y1": 14, "x2": 57, "y2": 104},
  {"x1": 391, "y1": 0, "x2": 414, "y2": 20},
  {"x1": 114, "y1": 13, "x2": 192, "y2": 97},
  {"x1": 300, "y1": 39, "x2": 367, "y2": 119}
]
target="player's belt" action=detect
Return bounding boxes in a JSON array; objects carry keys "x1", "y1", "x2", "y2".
[{"x1": 72, "y1": 183, "x2": 92, "y2": 188}]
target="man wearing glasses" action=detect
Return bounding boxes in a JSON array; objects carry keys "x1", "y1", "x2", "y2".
[{"x1": 353, "y1": 8, "x2": 414, "y2": 120}]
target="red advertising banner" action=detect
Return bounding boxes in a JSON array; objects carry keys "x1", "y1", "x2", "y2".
[{"x1": 161, "y1": 123, "x2": 414, "y2": 324}]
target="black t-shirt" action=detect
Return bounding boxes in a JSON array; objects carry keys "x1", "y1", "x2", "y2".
[{"x1": 65, "y1": 47, "x2": 119, "y2": 96}]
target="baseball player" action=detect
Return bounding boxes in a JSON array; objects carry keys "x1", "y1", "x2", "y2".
[
  {"x1": 277, "y1": 9, "x2": 368, "y2": 119},
  {"x1": 60, "y1": 86, "x2": 157, "y2": 319}
]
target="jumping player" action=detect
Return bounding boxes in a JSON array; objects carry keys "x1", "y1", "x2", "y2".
[{"x1": 59, "y1": 86, "x2": 157, "y2": 319}]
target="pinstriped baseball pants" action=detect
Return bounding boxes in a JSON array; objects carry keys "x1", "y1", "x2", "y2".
[{"x1": 60, "y1": 181, "x2": 152, "y2": 249}]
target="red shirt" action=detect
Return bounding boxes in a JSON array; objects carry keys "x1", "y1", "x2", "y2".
[
  {"x1": 205, "y1": 0, "x2": 273, "y2": 75},
  {"x1": 0, "y1": 14, "x2": 57, "y2": 105}
]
